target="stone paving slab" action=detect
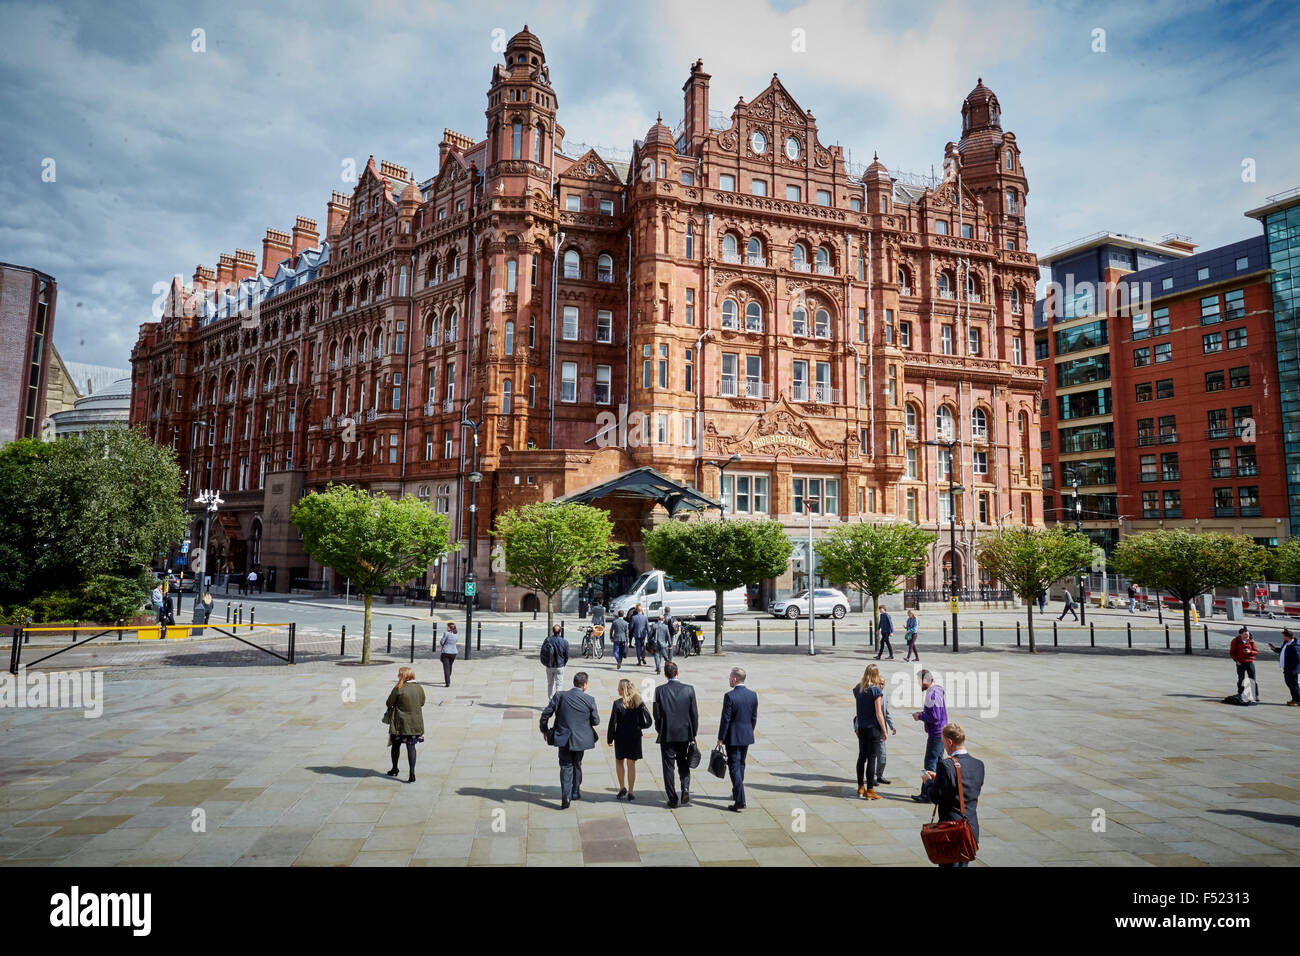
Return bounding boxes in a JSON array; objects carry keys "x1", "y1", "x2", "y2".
[{"x1": 2, "y1": 643, "x2": 1298, "y2": 866}]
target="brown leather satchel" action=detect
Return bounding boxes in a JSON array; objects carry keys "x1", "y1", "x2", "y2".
[{"x1": 920, "y1": 757, "x2": 979, "y2": 865}]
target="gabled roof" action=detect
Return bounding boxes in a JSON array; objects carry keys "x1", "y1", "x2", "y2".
[
  {"x1": 559, "y1": 466, "x2": 720, "y2": 517},
  {"x1": 557, "y1": 148, "x2": 622, "y2": 185}
]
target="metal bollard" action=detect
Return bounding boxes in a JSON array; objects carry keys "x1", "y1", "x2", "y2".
[
  {"x1": 289, "y1": 622, "x2": 296, "y2": 664},
  {"x1": 118, "y1": 619, "x2": 124, "y2": 641},
  {"x1": 1053, "y1": 620, "x2": 1058, "y2": 647},
  {"x1": 979, "y1": 620, "x2": 985, "y2": 646},
  {"x1": 387, "y1": 624, "x2": 392, "y2": 654},
  {"x1": 1089, "y1": 622, "x2": 1095, "y2": 647},
  {"x1": 869, "y1": 622, "x2": 875, "y2": 647},
  {"x1": 831, "y1": 620, "x2": 836, "y2": 646},
  {"x1": 794, "y1": 619, "x2": 799, "y2": 645},
  {"x1": 943, "y1": 620, "x2": 948, "y2": 646},
  {"x1": 477, "y1": 621, "x2": 482, "y2": 651},
  {"x1": 1165, "y1": 624, "x2": 1170, "y2": 649},
  {"x1": 519, "y1": 621, "x2": 523, "y2": 650},
  {"x1": 1203, "y1": 623, "x2": 1209, "y2": 650},
  {"x1": 756, "y1": 619, "x2": 761, "y2": 646},
  {"x1": 226, "y1": 603, "x2": 231, "y2": 624},
  {"x1": 1016, "y1": 620, "x2": 1021, "y2": 646},
  {"x1": 410, "y1": 624, "x2": 415, "y2": 664},
  {"x1": 73, "y1": 620, "x2": 79, "y2": 642},
  {"x1": 250, "y1": 607, "x2": 255, "y2": 627},
  {"x1": 432, "y1": 622, "x2": 438, "y2": 652},
  {"x1": 1127, "y1": 622, "x2": 1132, "y2": 647},
  {"x1": 340, "y1": 624, "x2": 346, "y2": 656}
]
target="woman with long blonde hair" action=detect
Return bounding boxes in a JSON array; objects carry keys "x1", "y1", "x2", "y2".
[
  {"x1": 385, "y1": 666, "x2": 426, "y2": 783},
  {"x1": 852, "y1": 663, "x2": 888, "y2": 800},
  {"x1": 607, "y1": 677, "x2": 652, "y2": 800}
]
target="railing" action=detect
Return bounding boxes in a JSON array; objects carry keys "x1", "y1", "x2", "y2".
[
  {"x1": 1159, "y1": 432, "x2": 1178, "y2": 444},
  {"x1": 720, "y1": 375, "x2": 738, "y2": 397},
  {"x1": 328, "y1": 360, "x2": 336, "y2": 371},
  {"x1": 1214, "y1": 507, "x2": 1236, "y2": 518},
  {"x1": 815, "y1": 264, "x2": 835, "y2": 276},
  {"x1": 1210, "y1": 466, "x2": 1233, "y2": 478},
  {"x1": 938, "y1": 289, "x2": 955, "y2": 299},
  {"x1": 242, "y1": 387, "x2": 254, "y2": 399},
  {"x1": 721, "y1": 317, "x2": 739, "y2": 330},
  {"x1": 1206, "y1": 427, "x2": 1229, "y2": 440},
  {"x1": 814, "y1": 321, "x2": 830, "y2": 337},
  {"x1": 1165, "y1": 508, "x2": 1183, "y2": 518},
  {"x1": 1240, "y1": 506, "x2": 1261, "y2": 517},
  {"x1": 424, "y1": 401, "x2": 438, "y2": 416},
  {"x1": 900, "y1": 286, "x2": 913, "y2": 296},
  {"x1": 1136, "y1": 435, "x2": 1157, "y2": 447},
  {"x1": 563, "y1": 266, "x2": 581, "y2": 279},
  {"x1": 905, "y1": 425, "x2": 918, "y2": 439},
  {"x1": 442, "y1": 398, "x2": 455, "y2": 413},
  {"x1": 342, "y1": 357, "x2": 351, "y2": 368},
  {"x1": 425, "y1": 334, "x2": 437, "y2": 348},
  {"x1": 721, "y1": 252, "x2": 742, "y2": 265},
  {"x1": 596, "y1": 269, "x2": 614, "y2": 283},
  {"x1": 262, "y1": 383, "x2": 275, "y2": 393},
  {"x1": 321, "y1": 416, "x2": 333, "y2": 429},
  {"x1": 812, "y1": 384, "x2": 841, "y2": 403},
  {"x1": 746, "y1": 319, "x2": 764, "y2": 333},
  {"x1": 1142, "y1": 509, "x2": 1161, "y2": 518},
  {"x1": 791, "y1": 384, "x2": 808, "y2": 401},
  {"x1": 792, "y1": 261, "x2": 811, "y2": 273},
  {"x1": 373, "y1": 348, "x2": 381, "y2": 359},
  {"x1": 903, "y1": 588, "x2": 1014, "y2": 607},
  {"x1": 445, "y1": 329, "x2": 457, "y2": 343},
  {"x1": 1237, "y1": 463, "x2": 1259, "y2": 477},
  {"x1": 747, "y1": 254, "x2": 767, "y2": 267},
  {"x1": 224, "y1": 392, "x2": 236, "y2": 403},
  {"x1": 1139, "y1": 473, "x2": 1159, "y2": 483},
  {"x1": 365, "y1": 409, "x2": 378, "y2": 422},
  {"x1": 743, "y1": 380, "x2": 771, "y2": 400},
  {"x1": 1161, "y1": 470, "x2": 1181, "y2": 482},
  {"x1": 971, "y1": 426, "x2": 988, "y2": 441},
  {"x1": 792, "y1": 320, "x2": 808, "y2": 335}
]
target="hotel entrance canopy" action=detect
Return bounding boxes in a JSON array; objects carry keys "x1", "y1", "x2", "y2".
[{"x1": 559, "y1": 467, "x2": 720, "y2": 517}]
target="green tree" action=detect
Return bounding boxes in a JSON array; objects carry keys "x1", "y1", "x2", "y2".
[
  {"x1": 976, "y1": 526, "x2": 1094, "y2": 652},
  {"x1": 0, "y1": 430, "x2": 186, "y2": 610},
  {"x1": 1274, "y1": 538, "x2": 1300, "y2": 585},
  {"x1": 643, "y1": 517, "x2": 793, "y2": 654},
  {"x1": 814, "y1": 521, "x2": 935, "y2": 627},
  {"x1": 292, "y1": 484, "x2": 453, "y2": 664},
  {"x1": 492, "y1": 501, "x2": 624, "y2": 632},
  {"x1": 1111, "y1": 529, "x2": 1267, "y2": 655}
]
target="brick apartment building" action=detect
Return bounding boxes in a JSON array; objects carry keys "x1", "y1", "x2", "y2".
[
  {"x1": 129, "y1": 27, "x2": 1045, "y2": 608},
  {"x1": 0, "y1": 262, "x2": 57, "y2": 445},
  {"x1": 1035, "y1": 190, "x2": 1300, "y2": 552}
]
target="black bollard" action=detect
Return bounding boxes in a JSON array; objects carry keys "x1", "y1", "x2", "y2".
[
  {"x1": 432, "y1": 622, "x2": 438, "y2": 652},
  {"x1": 519, "y1": 621, "x2": 523, "y2": 650},
  {"x1": 118, "y1": 619, "x2": 124, "y2": 642},
  {"x1": 756, "y1": 619, "x2": 761, "y2": 646},
  {"x1": 943, "y1": 620, "x2": 948, "y2": 646},
  {"x1": 1165, "y1": 624, "x2": 1170, "y2": 649},
  {"x1": 225, "y1": 603, "x2": 231, "y2": 624},
  {"x1": 1016, "y1": 620, "x2": 1021, "y2": 646},
  {"x1": 387, "y1": 624, "x2": 392, "y2": 654},
  {"x1": 831, "y1": 620, "x2": 836, "y2": 646},
  {"x1": 979, "y1": 620, "x2": 984, "y2": 646},
  {"x1": 1203, "y1": 623, "x2": 1209, "y2": 650},
  {"x1": 794, "y1": 618, "x2": 799, "y2": 645},
  {"x1": 250, "y1": 607, "x2": 255, "y2": 627},
  {"x1": 1053, "y1": 620, "x2": 1058, "y2": 647},
  {"x1": 477, "y1": 621, "x2": 481, "y2": 651},
  {"x1": 1089, "y1": 622, "x2": 1095, "y2": 647},
  {"x1": 340, "y1": 624, "x2": 346, "y2": 656},
  {"x1": 410, "y1": 624, "x2": 415, "y2": 664},
  {"x1": 1127, "y1": 622, "x2": 1132, "y2": 647}
]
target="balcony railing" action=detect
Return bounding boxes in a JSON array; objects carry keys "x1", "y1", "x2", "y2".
[
  {"x1": 242, "y1": 387, "x2": 254, "y2": 399},
  {"x1": 747, "y1": 254, "x2": 767, "y2": 267},
  {"x1": 442, "y1": 398, "x2": 455, "y2": 413},
  {"x1": 812, "y1": 384, "x2": 841, "y2": 403},
  {"x1": 342, "y1": 357, "x2": 351, "y2": 368},
  {"x1": 792, "y1": 261, "x2": 811, "y2": 273},
  {"x1": 263, "y1": 383, "x2": 275, "y2": 393},
  {"x1": 563, "y1": 266, "x2": 581, "y2": 279},
  {"x1": 1206, "y1": 426, "x2": 1229, "y2": 440},
  {"x1": 1237, "y1": 463, "x2": 1259, "y2": 477},
  {"x1": 1159, "y1": 432, "x2": 1178, "y2": 444},
  {"x1": 1240, "y1": 505, "x2": 1261, "y2": 517},
  {"x1": 905, "y1": 425, "x2": 918, "y2": 439},
  {"x1": 364, "y1": 408, "x2": 378, "y2": 422},
  {"x1": 1164, "y1": 508, "x2": 1183, "y2": 518},
  {"x1": 1139, "y1": 473, "x2": 1160, "y2": 483},
  {"x1": 720, "y1": 378, "x2": 771, "y2": 400},
  {"x1": 597, "y1": 269, "x2": 614, "y2": 283},
  {"x1": 1136, "y1": 435, "x2": 1157, "y2": 447},
  {"x1": 1210, "y1": 466, "x2": 1233, "y2": 478},
  {"x1": 899, "y1": 286, "x2": 913, "y2": 296},
  {"x1": 373, "y1": 348, "x2": 381, "y2": 359},
  {"x1": 1214, "y1": 506, "x2": 1236, "y2": 518},
  {"x1": 1141, "y1": 509, "x2": 1161, "y2": 518},
  {"x1": 1161, "y1": 470, "x2": 1181, "y2": 482},
  {"x1": 971, "y1": 425, "x2": 988, "y2": 441},
  {"x1": 938, "y1": 289, "x2": 955, "y2": 300},
  {"x1": 721, "y1": 252, "x2": 742, "y2": 265},
  {"x1": 424, "y1": 401, "x2": 438, "y2": 416},
  {"x1": 328, "y1": 360, "x2": 337, "y2": 371},
  {"x1": 815, "y1": 263, "x2": 835, "y2": 276},
  {"x1": 791, "y1": 384, "x2": 808, "y2": 401}
]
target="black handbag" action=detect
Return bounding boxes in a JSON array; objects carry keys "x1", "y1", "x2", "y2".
[
  {"x1": 686, "y1": 739, "x2": 702, "y2": 769},
  {"x1": 708, "y1": 745, "x2": 727, "y2": 779}
]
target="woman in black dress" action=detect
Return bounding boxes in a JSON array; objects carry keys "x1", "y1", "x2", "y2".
[{"x1": 607, "y1": 678, "x2": 651, "y2": 800}]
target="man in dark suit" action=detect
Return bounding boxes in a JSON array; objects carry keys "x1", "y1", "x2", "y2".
[
  {"x1": 924, "y1": 721, "x2": 985, "y2": 867},
  {"x1": 540, "y1": 671, "x2": 600, "y2": 810},
  {"x1": 653, "y1": 661, "x2": 698, "y2": 808},
  {"x1": 715, "y1": 666, "x2": 757, "y2": 812},
  {"x1": 630, "y1": 606, "x2": 649, "y2": 665},
  {"x1": 875, "y1": 605, "x2": 894, "y2": 660}
]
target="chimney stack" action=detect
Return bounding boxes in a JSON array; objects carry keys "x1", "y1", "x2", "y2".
[
  {"x1": 262, "y1": 228, "x2": 292, "y2": 277},
  {"x1": 292, "y1": 216, "x2": 319, "y2": 256},
  {"x1": 233, "y1": 249, "x2": 257, "y2": 282},
  {"x1": 192, "y1": 264, "x2": 215, "y2": 292},
  {"x1": 327, "y1": 191, "x2": 351, "y2": 240},
  {"x1": 216, "y1": 254, "x2": 235, "y2": 288},
  {"x1": 682, "y1": 59, "x2": 711, "y2": 152},
  {"x1": 439, "y1": 128, "x2": 476, "y2": 171}
]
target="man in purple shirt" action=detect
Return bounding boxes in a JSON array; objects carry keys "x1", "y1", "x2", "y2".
[{"x1": 910, "y1": 670, "x2": 947, "y2": 802}]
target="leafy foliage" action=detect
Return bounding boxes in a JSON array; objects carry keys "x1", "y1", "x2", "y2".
[
  {"x1": 1111, "y1": 529, "x2": 1267, "y2": 654},
  {"x1": 1274, "y1": 538, "x2": 1300, "y2": 585},
  {"x1": 815, "y1": 521, "x2": 935, "y2": 624},
  {"x1": 643, "y1": 518, "x2": 793, "y2": 653},
  {"x1": 492, "y1": 501, "x2": 624, "y2": 630},
  {"x1": 976, "y1": 526, "x2": 1094, "y2": 652},
  {"x1": 292, "y1": 484, "x2": 454, "y2": 663}
]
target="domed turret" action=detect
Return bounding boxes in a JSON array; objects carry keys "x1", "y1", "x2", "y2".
[
  {"x1": 961, "y1": 77, "x2": 1001, "y2": 135},
  {"x1": 506, "y1": 25, "x2": 545, "y2": 68},
  {"x1": 644, "y1": 113, "x2": 675, "y2": 150}
]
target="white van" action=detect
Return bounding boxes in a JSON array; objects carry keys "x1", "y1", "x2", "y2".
[{"x1": 609, "y1": 570, "x2": 748, "y2": 621}]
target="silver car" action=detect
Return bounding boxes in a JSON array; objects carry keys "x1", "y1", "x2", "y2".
[{"x1": 769, "y1": 588, "x2": 850, "y2": 619}]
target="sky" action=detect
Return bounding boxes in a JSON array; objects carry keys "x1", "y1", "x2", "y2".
[{"x1": 1, "y1": 0, "x2": 1296, "y2": 368}]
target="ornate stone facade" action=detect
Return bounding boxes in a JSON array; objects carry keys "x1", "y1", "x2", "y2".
[{"x1": 129, "y1": 29, "x2": 1043, "y2": 605}]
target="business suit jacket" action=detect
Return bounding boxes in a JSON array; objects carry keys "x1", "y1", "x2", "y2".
[
  {"x1": 931, "y1": 751, "x2": 985, "y2": 844},
  {"x1": 540, "y1": 687, "x2": 600, "y2": 750},
  {"x1": 609, "y1": 617, "x2": 629, "y2": 644},
  {"x1": 717, "y1": 684, "x2": 757, "y2": 746},
  {"x1": 630, "y1": 613, "x2": 649, "y2": 641},
  {"x1": 653, "y1": 679, "x2": 698, "y2": 743}
]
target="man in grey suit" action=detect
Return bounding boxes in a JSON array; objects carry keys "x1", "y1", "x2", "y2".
[
  {"x1": 540, "y1": 671, "x2": 600, "y2": 810},
  {"x1": 648, "y1": 613, "x2": 672, "y2": 674},
  {"x1": 653, "y1": 661, "x2": 698, "y2": 809}
]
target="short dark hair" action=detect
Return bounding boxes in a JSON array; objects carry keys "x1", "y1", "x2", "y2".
[
  {"x1": 663, "y1": 661, "x2": 679, "y2": 679},
  {"x1": 573, "y1": 671, "x2": 589, "y2": 687}
]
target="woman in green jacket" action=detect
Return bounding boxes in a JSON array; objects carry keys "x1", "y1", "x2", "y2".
[{"x1": 386, "y1": 666, "x2": 426, "y2": 782}]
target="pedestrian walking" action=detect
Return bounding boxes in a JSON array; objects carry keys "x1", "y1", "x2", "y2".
[
  {"x1": 246, "y1": 568, "x2": 259, "y2": 594},
  {"x1": 903, "y1": 609, "x2": 920, "y2": 662},
  {"x1": 875, "y1": 605, "x2": 895, "y2": 660},
  {"x1": 1036, "y1": 590, "x2": 1046, "y2": 613},
  {"x1": 648, "y1": 613, "x2": 672, "y2": 674},
  {"x1": 853, "y1": 663, "x2": 888, "y2": 800},
  {"x1": 630, "y1": 604, "x2": 649, "y2": 666},
  {"x1": 438, "y1": 621, "x2": 459, "y2": 687},
  {"x1": 160, "y1": 591, "x2": 175, "y2": 630},
  {"x1": 540, "y1": 671, "x2": 599, "y2": 809},
  {"x1": 385, "y1": 666, "x2": 426, "y2": 783},
  {"x1": 198, "y1": 591, "x2": 213, "y2": 625},
  {"x1": 590, "y1": 597, "x2": 606, "y2": 650},
  {"x1": 1127, "y1": 583, "x2": 1138, "y2": 614},
  {"x1": 609, "y1": 609, "x2": 630, "y2": 670},
  {"x1": 876, "y1": 669, "x2": 896, "y2": 786},
  {"x1": 1057, "y1": 588, "x2": 1079, "y2": 622},
  {"x1": 1228, "y1": 626, "x2": 1259, "y2": 704},
  {"x1": 653, "y1": 661, "x2": 698, "y2": 808},
  {"x1": 716, "y1": 667, "x2": 757, "y2": 812},
  {"x1": 1266, "y1": 628, "x2": 1300, "y2": 706},
  {"x1": 911, "y1": 669, "x2": 948, "y2": 802},
  {"x1": 607, "y1": 677, "x2": 651, "y2": 801},
  {"x1": 150, "y1": 583, "x2": 164, "y2": 621},
  {"x1": 540, "y1": 624, "x2": 569, "y2": 699},
  {"x1": 924, "y1": 721, "x2": 985, "y2": 867},
  {"x1": 663, "y1": 605, "x2": 679, "y2": 651}
]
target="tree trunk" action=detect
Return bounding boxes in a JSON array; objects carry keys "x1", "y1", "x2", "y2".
[
  {"x1": 1182, "y1": 599, "x2": 1193, "y2": 655},
  {"x1": 714, "y1": 588, "x2": 724, "y2": 654},
  {"x1": 545, "y1": 591, "x2": 555, "y2": 635},
  {"x1": 871, "y1": 594, "x2": 880, "y2": 649},
  {"x1": 1026, "y1": 597, "x2": 1036, "y2": 653},
  {"x1": 362, "y1": 593, "x2": 373, "y2": 665}
]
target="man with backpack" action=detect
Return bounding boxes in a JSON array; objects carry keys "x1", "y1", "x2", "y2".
[
  {"x1": 1229, "y1": 626, "x2": 1260, "y2": 704},
  {"x1": 540, "y1": 624, "x2": 570, "y2": 700}
]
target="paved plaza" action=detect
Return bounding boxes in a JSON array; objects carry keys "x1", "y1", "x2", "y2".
[{"x1": 2, "y1": 625, "x2": 1298, "y2": 867}]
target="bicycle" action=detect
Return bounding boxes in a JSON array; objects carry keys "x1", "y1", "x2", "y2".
[
  {"x1": 674, "y1": 622, "x2": 702, "y2": 657},
  {"x1": 581, "y1": 625, "x2": 605, "y2": 660}
]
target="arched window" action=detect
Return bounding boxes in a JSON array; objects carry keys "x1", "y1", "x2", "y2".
[
  {"x1": 597, "y1": 253, "x2": 614, "y2": 282},
  {"x1": 427, "y1": 254, "x2": 438, "y2": 286},
  {"x1": 971, "y1": 407, "x2": 988, "y2": 440},
  {"x1": 528, "y1": 314, "x2": 536, "y2": 348},
  {"x1": 358, "y1": 277, "x2": 369, "y2": 302},
  {"x1": 284, "y1": 353, "x2": 298, "y2": 385},
  {"x1": 792, "y1": 306, "x2": 808, "y2": 336},
  {"x1": 937, "y1": 271, "x2": 952, "y2": 297},
  {"x1": 533, "y1": 123, "x2": 544, "y2": 163},
  {"x1": 431, "y1": 313, "x2": 440, "y2": 340},
  {"x1": 905, "y1": 403, "x2": 918, "y2": 436},
  {"x1": 504, "y1": 320, "x2": 515, "y2": 355},
  {"x1": 897, "y1": 266, "x2": 911, "y2": 294},
  {"x1": 342, "y1": 337, "x2": 352, "y2": 365},
  {"x1": 1018, "y1": 410, "x2": 1029, "y2": 440},
  {"x1": 721, "y1": 298, "x2": 739, "y2": 329},
  {"x1": 446, "y1": 309, "x2": 458, "y2": 341},
  {"x1": 814, "y1": 308, "x2": 830, "y2": 338},
  {"x1": 936, "y1": 405, "x2": 954, "y2": 441},
  {"x1": 511, "y1": 120, "x2": 522, "y2": 159},
  {"x1": 528, "y1": 374, "x2": 537, "y2": 408},
  {"x1": 745, "y1": 301, "x2": 763, "y2": 332},
  {"x1": 747, "y1": 236, "x2": 763, "y2": 265},
  {"x1": 563, "y1": 249, "x2": 580, "y2": 278},
  {"x1": 328, "y1": 341, "x2": 338, "y2": 366},
  {"x1": 722, "y1": 233, "x2": 738, "y2": 261},
  {"x1": 502, "y1": 379, "x2": 512, "y2": 414},
  {"x1": 685, "y1": 223, "x2": 695, "y2": 259},
  {"x1": 965, "y1": 272, "x2": 980, "y2": 302},
  {"x1": 792, "y1": 242, "x2": 808, "y2": 270},
  {"x1": 1011, "y1": 287, "x2": 1022, "y2": 313},
  {"x1": 816, "y1": 245, "x2": 832, "y2": 273}
]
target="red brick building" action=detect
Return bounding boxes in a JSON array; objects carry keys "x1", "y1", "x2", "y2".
[
  {"x1": 130, "y1": 28, "x2": 1044, "y2": 607},
  {"x1": 0, "y1": 262, "x2": 57, "y2": 445}
]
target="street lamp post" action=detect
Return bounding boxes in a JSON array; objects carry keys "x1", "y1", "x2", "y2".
[
  {"x1": 806, "y1": 494, "x2": 817, "y2": 656},
  {"x1": 1070, "y1": 473, "x2": 1087, "y2": 625},
  {"x1": 193, "y1": 489, "x2": 223, "y2": 597},
  {"x1": 926, "y1": 438, "x2": 962, "y2": 652},
  {"x1": 460, "y1": 399, "x2": 482, "y2": 661},
  {"x1": 704, "y1": 453, "x2": 742, "y2": 518}
]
